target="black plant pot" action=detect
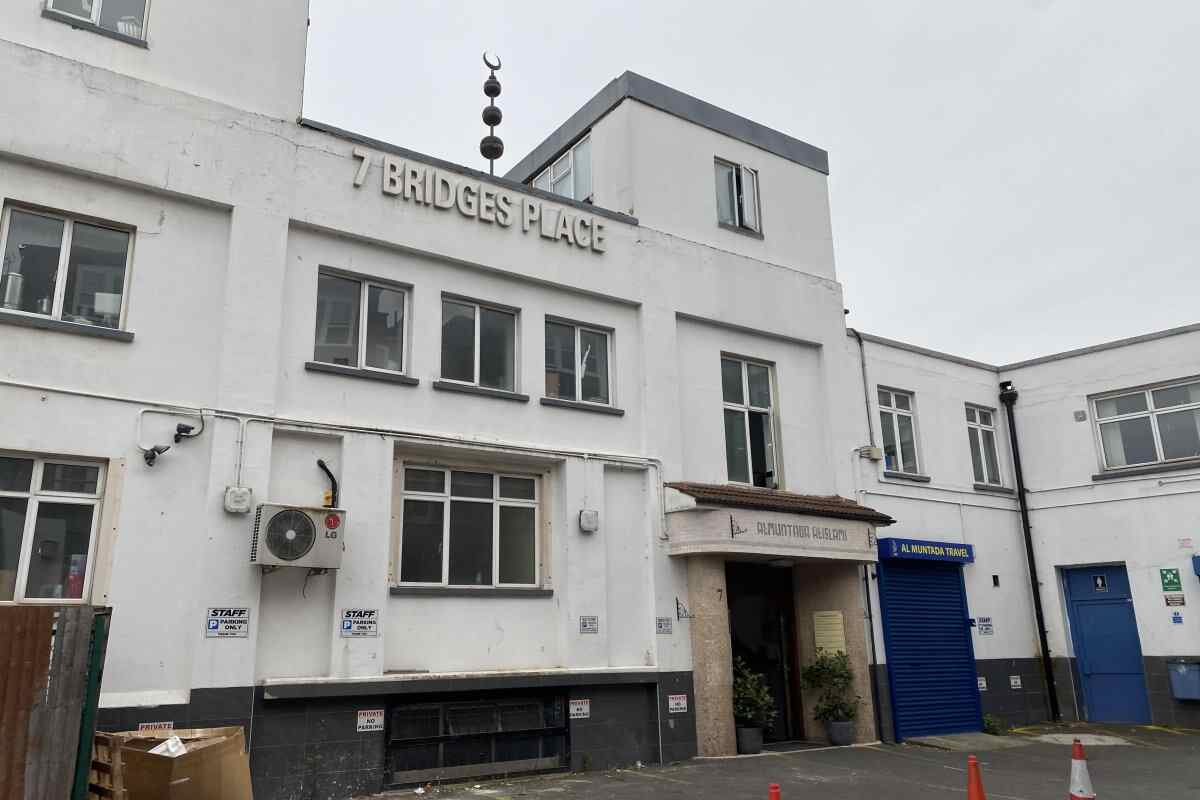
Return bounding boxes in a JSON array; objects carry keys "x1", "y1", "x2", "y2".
[
  {"x1": 735, "y1": 726, "x2": 763, "y2": 754},
  {"x1": 825, "y1": 719, "x2": 855, "y2": 746}
]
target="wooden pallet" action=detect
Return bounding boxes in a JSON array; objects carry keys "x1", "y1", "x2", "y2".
[{"x1": 87, "y1": 726, "x2": 245, "y2": 799}]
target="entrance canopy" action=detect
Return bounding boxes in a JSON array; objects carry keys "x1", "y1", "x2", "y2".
[{"x1": 664, "y1": 482, "x2": 894, "y2": 562}]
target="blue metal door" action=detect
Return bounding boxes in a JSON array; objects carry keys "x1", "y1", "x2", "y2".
[
  {"x1": 877, "y1": 559, "x2": 982, "y2": 740},
  {"x1": 1063, "y1": 565, "x2": 1151, "y2": 723}
]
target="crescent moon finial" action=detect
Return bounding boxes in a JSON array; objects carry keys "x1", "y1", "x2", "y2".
[{"x1": 483, "y1": 51, "x2": 502, "y2": 71}]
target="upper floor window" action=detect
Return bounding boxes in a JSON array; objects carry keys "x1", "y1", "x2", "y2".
[
  {"x1": 533, "y1": 136, "x2": 592, "y2": 203},
  {"x1": 878, "y1": 388, "x2": 919, "y2": 474},
  {"x1": 544, "y1": 320, "x2": 611, "y2": 405},
  {"x1": 398, "y1": 467, "x2": 539, "y2": 587},
  {"x1": 441, "y1": 297, "x2": 517, "y2": 392},
  {"x1": 313, "y1": 271, "x2": 407, "y2": 374},
  {"x1": 1, "y1": 454, "x2": 105, "y2": 603},
  {"x1": 1094, "y1": 380, "x2": 1200, "y2": 469},
  {"x1": 966, "y1": 406, "x2": 1002, "y2": 485},
  {"x1": 722, "y1": 357, "x2": 776, "y2": 487},
  {"x1": 48, "y1": 0, "x2": 148, "y2": 40},
  {"x1": 715, "y1": 159, "x2": 760, "y2": 234},
  {"x1": 0, "y1": 205, "x2": 132, "y2": 330}
]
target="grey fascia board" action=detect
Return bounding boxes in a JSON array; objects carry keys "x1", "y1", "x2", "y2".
[
  {"x1": 298, "y1": 118, "x2": 637, "y2": 226},
  {"x1": 851, "y1": 331, "x2": 999, "y2": 372},
  {"x1": 999, "y1": 322, "x2": 1200, "y2": 371},
  {"x1": 505, "y1": 71, "x2": 829, "y2": 183}
]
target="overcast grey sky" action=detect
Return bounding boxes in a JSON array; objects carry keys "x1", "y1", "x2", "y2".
[{"x1": 305, "y1": 1, "x2": 1199, "y2": 365}]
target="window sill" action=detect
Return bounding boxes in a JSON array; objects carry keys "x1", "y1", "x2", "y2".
[
  {"x1": 304, "y1": 361, "x2": 419, "y2": 385},
  {"x1": 973, "y1": 483, "x2": 1015, "y2": 495},
  {"x1": 882, "y1": 470, "x2": 931, "y2": 483},
  {"x1": 717, "y1": 221, "x2": 765, "y2": 240},
  {"x1": 42, "y1": 8, "x2": 148, "y2": 47},
  {"x1": 1092, "y1": 458, "x2": 1200, "y2": 482},
  {"x1": 539, "y1": 397, "x2": 625, "y2": 416},
  {"x1": 390, "y1": 585, "x2": 553, "y2": 598},
  {"x1": 432, "y1": 380, "x2": 529, "y2": 403},
  {"x1": 0, "y1": 310, "x2": 134, "y2": 341}
]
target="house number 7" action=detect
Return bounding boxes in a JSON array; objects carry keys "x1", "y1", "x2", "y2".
[{"x1": 351, "y1": 147, "x2": 371, "y2": 187}]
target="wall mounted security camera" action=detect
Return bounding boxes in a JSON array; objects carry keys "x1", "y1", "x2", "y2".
[{"x1": 142, "y1": 444, "x2": 171, "y2": 466}]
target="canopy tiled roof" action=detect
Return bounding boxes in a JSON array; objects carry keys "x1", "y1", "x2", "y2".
[{"x1": 666, "y1": 482, "x2": 895, "y2": 526}]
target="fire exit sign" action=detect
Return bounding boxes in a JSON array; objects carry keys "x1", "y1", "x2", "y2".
[{"x1": 1161, "y1": 568, "x2": 1183, "y2": 592}]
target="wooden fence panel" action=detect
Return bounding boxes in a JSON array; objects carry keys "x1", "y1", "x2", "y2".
[{"x1": 0, "y1": 606, "x2": 55, "y2": 799}]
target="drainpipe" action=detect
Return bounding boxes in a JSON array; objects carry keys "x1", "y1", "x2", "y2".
[
  {"x1": 849, "y1": 329, "x2": 877, "y2": 447},
  {"x1": 998, "y1": 381, "x2": 1061, "y2": 721}
]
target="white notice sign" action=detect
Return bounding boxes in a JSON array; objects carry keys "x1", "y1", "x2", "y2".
[
  {"x1": 813, "y1": 611, "x2": 847, "y2": 654},
  {"x1": 205, "y1": 607, "x2": 249, "y2": 638},
  {"x1": 977, "y1": 677, "x2": 988, "y2": 691},
  {"x1": 976, "y1": 616, "x2": 994, "y2": 636},
  {"x1": 656, "y1": 617, "x2": 673, "y2": 635},
  {"x1": 357, "y1": 709, "x2": 385, "y2": 732},
  {"x1": 341, "y1": 608, "x2": 379, "y2": 638},
  {"x1": 137, "y1": 721, "x2": 174, "y2": 733},
  {"x1": 1009, "y1": 675, "x2": 1022, "y2": 690},
  {"x1": 579, "y1": 615, "x2": 600, "y2": 634},
  {"x1": 569, "y1": 699, "x2": 591, "y2": 719},
  {"x1": 667, "y1": 693, "x2": 688, "y2": 714}
]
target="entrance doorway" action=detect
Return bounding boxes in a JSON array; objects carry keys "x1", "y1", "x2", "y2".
[
  {"x1": 1063, "y1": 564, "x2": 1151, "y2": 723},
  {"x1": 726, "y1": 562, "x2": 801, "y2": 742}
]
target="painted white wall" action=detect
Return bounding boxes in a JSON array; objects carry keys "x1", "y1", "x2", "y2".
[{"x1": 0, "y1": 0, "x2": 309, "y2": 120}]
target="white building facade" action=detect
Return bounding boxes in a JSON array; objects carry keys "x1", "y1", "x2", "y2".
[{"x1": 1, "y1": 3, "x2": 1197, "y2": 798}]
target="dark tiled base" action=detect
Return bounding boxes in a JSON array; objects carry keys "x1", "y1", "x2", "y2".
[
  {"x1": 1146, "y1": 657, "x2": 1200, "y2": 728},
  {"x1": 96, "y1": 672, "x2": 697, "y2": 800}
]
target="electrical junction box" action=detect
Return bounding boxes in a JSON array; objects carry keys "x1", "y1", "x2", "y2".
[
  {"x1": 579, "y1": 509, "x2": 599, "y2": 534},
  {"x1": 224, "y1": 486, "x2": 253, "y2": 514}
]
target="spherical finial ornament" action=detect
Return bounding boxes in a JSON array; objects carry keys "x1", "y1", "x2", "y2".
[
  {"x1": 482, "y1": 105, "x2": 502, "y2": 127},
  {"x1": 480, "y1": 135, "x2": 504, "y2": 161},
  {"x1": 483, "y1": 75, "x2": 501, "y2": 98}
]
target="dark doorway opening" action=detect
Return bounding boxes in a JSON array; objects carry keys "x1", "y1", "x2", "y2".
[{"x1": 726, "y1": 561, "x2": 802, "y2": 742}]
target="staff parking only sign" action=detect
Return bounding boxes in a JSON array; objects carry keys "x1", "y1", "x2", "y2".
[
  {"x1": 205, "y1": 607, "x2": 249, "y2": 638},
  {"x1": 341, "y1": 608, "x2": 379, "y2": 638}
]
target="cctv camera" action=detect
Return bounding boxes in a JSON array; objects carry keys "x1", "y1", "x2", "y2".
[
  {"x1": 143, "y1": 444, "x2": 171, "y2": 466},
  {"x1": 174, "y1": 424, "x2": 195, "y2": 443}
]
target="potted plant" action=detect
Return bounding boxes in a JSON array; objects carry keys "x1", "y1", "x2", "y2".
[
  {"x1": 800, "y1": 650, "x2": 860, "y2": 746},
  {"x1": 732, "y1": 656, "x2": 777, "y2": 754}
]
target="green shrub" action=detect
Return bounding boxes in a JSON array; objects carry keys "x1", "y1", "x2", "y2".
[
  {"x1": 983, "y1": 714, "x2": 1008, "y2": 735},
  {"x1": 732, "y1": 656, "x2": 778, "y2": 727},
  {"x1": 800, "y1": 650, "x2": 860, "y2": 722}
]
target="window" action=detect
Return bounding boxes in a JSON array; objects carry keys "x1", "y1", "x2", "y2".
[
  {"x1": 966, "y1": 406, "x2": 1002, "y2": 485},
  {"x1": 313, "y1": 271, "x2": 407, "y2": 373},
  {"x1": 533, "y1": 136, "x2": 592, "y2": 203},
  {"x1": 878, "y1": 389, "x2": 919, "y2": 474},
  {"x1": 441, "y1": 298, "x2": 517, "y2": 391},
  {"x1": 544, "y1": 320, "x2": 610, "y2": 405},
  {"x1": 714, "y1": 159, "x2": 760, "y2": 233},
  {"x1": 1094, "y1": 380, "x2": 1200, "y2": 469},
  {"x1": 0, "y1": 454, "x2": 104, "y2": 603},
  {"x1": 721, "y1": 357, "x2": 776, "y2": 487},
  {"x1": 1, "y1": 206, "x2": 132, "y2": 329},
  {"x1": 398, "y1": 467, "x2": 539, "y2": 586},
  {"x1": 48, "y1": 0, "x2": 148, "y2": 39}
]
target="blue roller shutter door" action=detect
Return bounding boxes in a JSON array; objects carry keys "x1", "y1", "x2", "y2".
[{"x1": 878, "y1": 559, "x2": 982, "y2": 740}]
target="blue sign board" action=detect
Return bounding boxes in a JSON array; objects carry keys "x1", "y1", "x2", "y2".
[{"x1": 878, "y1": 537, "x2": 974, "y2": 564}]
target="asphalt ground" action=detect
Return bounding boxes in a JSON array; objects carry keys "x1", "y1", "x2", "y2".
[{"x1": 372, "y1": 725, "x2": 1200, "y2": 800}]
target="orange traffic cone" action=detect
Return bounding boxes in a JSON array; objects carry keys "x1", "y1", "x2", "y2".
[
  {"x1": 768, "y1": 784, "x2": 781, "y2": 800},
  {"x1": 967, "y1": 754, "x2": 987, "y2": 800},
  {"x1": 1068, "y1": 738, "x2": 1096, "y2": 799}
]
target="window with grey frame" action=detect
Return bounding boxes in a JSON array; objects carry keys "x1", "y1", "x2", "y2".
[
  {"x1": 47, "y1": 0, "x2": 149, "y2": 39},
  {"x1": 398, "y1": 467, "x2": 539, "y2": 587},
  {"x1": 313, "y1": 271, "x2": 407, "y2": 373},
  {"x1": 1, "y1": 205, "x2": 132, "y2": 330},
  {"x1": 533, "y1": 136, "x2": 592, "y2": 203},
  {"x1": 721, "y1": 357, "x2": 776, "y2": 487},
  {"x1": 878, "y1": 388, "x2": 919, "y2": 474},
  {"x1": 0, "y1": 454, "x2": 105, "y2": 603},
  {"x1": 544, "y1": 320, "x2": 610, "y2": 405},
  {"x1": 714, "y1": 159, "x2": 760, "y2": 233},
  {"x1": 965, "y1": 406, "x2": 1002, "y2": 485},
  {"x1": 441, "y1": 298, "x2": 517, "y2": 391},
  {"x1": 1093, "y1": 379, "x2": 1200, "y2": 469}
]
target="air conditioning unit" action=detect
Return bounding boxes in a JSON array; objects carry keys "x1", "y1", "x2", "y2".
[{"x1": 250, "y1": 503, "x2": 345, "y2": 569}]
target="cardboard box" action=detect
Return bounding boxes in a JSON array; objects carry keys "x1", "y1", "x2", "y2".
[{"x1": 94, "y1": 726, "x2": 252, "y2": 800}]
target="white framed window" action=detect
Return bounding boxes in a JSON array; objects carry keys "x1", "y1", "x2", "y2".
[
  {"x1": 966, "y1": 406, "x2": 1002, "y2": 485},
  {"x1": 0, "y1": 454, "x2": 105, "y2": 603},
  {"x1": 398, "y1": 467, "x2": 539, "y2": 587},
  {"x1": 533, "y1": 136, "x2": 592, "y2": 203},
  {"x1": 878, "y1": 388, "x2": 920, "y2": 474},
  {"x1": 441, "y1": 297, "x2": 517, "y2": 392},
  {"x1": 1093, "y1": 379, "x2": 1200, "y2": 469},
  {"x1": 544, "y1": 319, "x2": 611, "y2": 405},
  {"x1": 714, "y1": 158, "x2": 761, "y2": 233},
  {"x1": 313, "y1": 270, "x2": 408, "y2": 373},
  {"x1": 721, "y1": 357, "x2": 776, "y2": 487},
  {"x1": 47, "y1": 0, "x2": 149, "y2": 39},
  {"x1": 0, "y1": 205, "x2": 133, "y2": 330}
]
